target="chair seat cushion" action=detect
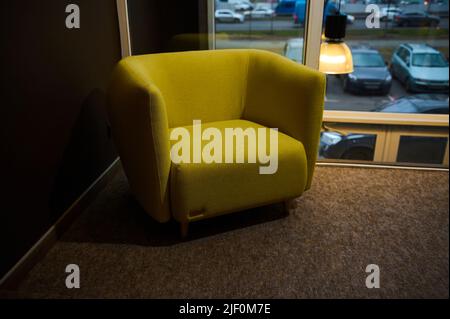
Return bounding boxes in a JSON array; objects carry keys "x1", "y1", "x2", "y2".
[{"x1": 169, "y1": 120, "x2": 308, "y2": 222}]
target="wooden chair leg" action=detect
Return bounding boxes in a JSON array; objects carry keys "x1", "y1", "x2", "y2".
[
  {"x1": 284, "y1": 200, "x2": 292, "y2": 214},
  {"x1": 180, "y1": 221, "x2": 189, "y2": 239}
]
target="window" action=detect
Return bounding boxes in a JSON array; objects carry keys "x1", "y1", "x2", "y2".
[
  {"x1": 397, "y1": 47, "x2": 409, "y2": 63},
  {"x1": 210, "y1": 0, "x2": 449, "y2": 168},
  {"x1": 317, "y1": 0, "x2": 449, "y2": 167},
  {"x1": 319, "y1": 1, "x2": 449, "y2": 115},
  {"x1": 213, "y1": 0, "x2": 307, "y2": 61}
]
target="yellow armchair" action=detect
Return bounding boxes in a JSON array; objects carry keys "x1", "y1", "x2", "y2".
[{"x1": 107, "y1": 49, "x2": 326, "y2": 236}]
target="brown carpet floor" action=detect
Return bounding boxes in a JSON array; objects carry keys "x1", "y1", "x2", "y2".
[{"x1": 3, "y1": 165, "x2": 449, "y2": 298}]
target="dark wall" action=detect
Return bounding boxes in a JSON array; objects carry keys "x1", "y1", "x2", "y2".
[
  {"x1": 0, "y1": 0, "x2": 208, "y2": 279},
  {"x1": 127, "y1": 0, "x2": 207, "y2": 55},
  {"x1": 0, "y1": 0, "x2": 121, "y2": 278}
]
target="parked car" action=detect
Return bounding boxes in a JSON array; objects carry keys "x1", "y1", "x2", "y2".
[
  {"x1": 250, "y1": 8, "x2": 275, "y2": 18},
  {"x1": 294, "y1": 0, "x2": 353, "y2": 25},
  {"x1": 399, "y1": 0, "x2": 421, "y2": 4},
  {"x1": 374, "y1": 0, "x2": 402, "y2": 3},
  {"x1": 320, "y1": 131, "x2": 376, "y2": 161},
  {"x1": 254, "y1": 3, "x2": 274, "y2": 10},
  {"x1": 394, "y1": 11, "x2": 440, "y2": 27},
  {"x1": 275, "y1": 0, "x2": 297, "y2": 16},
  {"x1": 320, "y1": 94, "x2": 449, "y2": 160},
  {"x1": 346, "y1": 14, "x2": 356, "y2": 24},
  {"x1": 234, "y1": 1, "x2": 254, "y2": 11},
  {"x1": 293, "y1": 1, "x2": 306, "y2": 25},
  {"x1": 373, "y1": 94, "x2": 449, "y2": 113},
  {"x1": 390, "y1": 43, "x2": 449, "y2": 92},
  {"x1": 220, "y1": 0, "x2": 254, "y2": 10},
  {"x1": 377, "y1": 7, "x2": 402, "y2": 21},
  {"x1": 365, "y1": 0, "x2": 397, "y2": 4},
  {"x1": 283, "y1": 38, "x2": 304, "y2": 63},
  {"x1": 341, "y1": 46, "x2": 392, "y2": 95},
  {"x1": 215, "y1": 9, "x2": 245, "y2": 23}
]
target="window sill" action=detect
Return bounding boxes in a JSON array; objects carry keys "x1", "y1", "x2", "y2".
[{"x1": 323, "y1": 110, "x2": 449, "y2": 127}]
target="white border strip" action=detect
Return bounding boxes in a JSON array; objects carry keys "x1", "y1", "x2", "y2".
[
  {"x1": 317, "y1": 161, "x2": 449, "y2": 172},
  {"x1": 208, "y1": 0, "x2": 216, "y2": 50},
  {"x1": 0, "y1": 158, "x2": 120, "y2": 288},
  {"x1": 323, "y1": 110, "x2": 449, "y2": 127},
  {"x1": 304, "y1": 0, "x2": 324, "y2": 69}
]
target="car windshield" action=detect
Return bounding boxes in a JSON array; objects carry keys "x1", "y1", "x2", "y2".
[
  {"x1": 412, "y1": 53, "x2": 449, "y2": 67},
  {"x1": 353, "y1": 53, "x2": 385, "y2": 67}
]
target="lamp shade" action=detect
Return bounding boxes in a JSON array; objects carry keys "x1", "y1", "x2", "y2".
[{"x1": 319, "y1": 41, "x2": 354, "y2": 74}]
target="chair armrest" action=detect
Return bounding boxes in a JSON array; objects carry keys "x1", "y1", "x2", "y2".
[
  {"x1": 243, "y1": 51, "x2": 326, "y2": 189},
  {"x1": 107, "y1": 60, "x2": 171, "y2": 222}
]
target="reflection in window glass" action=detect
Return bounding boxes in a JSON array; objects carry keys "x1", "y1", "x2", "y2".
[
  {"x1": 214, "y1": 0, "x2": 306, "y2": 58},
  {"x1": 373, "y1": 93, "x2": 449, "y2": 113},
  {"x1": 320, "y1": 131, "x2": 377, "y2": 161},
  {"x1": 397, "y1": 136, "x2": 448, "y2": 164},
  {"x1": 323, "y1": 0, "x2": 449, "y2": 114}
]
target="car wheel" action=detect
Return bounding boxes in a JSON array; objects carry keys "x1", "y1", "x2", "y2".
[
  {"x1": 389, "y1": 65, "x2": 396, "y2": 78},
  {"x1": 343, "y1": 78, "x2": 350, "y2": 93},
  {"x1": 430, "y1": 21, "x2": 439, "y2": 27},
  {"x1": 342, "y1": 147, "x2": 374, "y2": 161}
]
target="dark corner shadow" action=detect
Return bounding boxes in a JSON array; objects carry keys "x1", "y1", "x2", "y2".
[
  {"x1": 60, "y1": 171, "x2": 289, "y2": 247},
  {"x1": 49, "y1": 88, "x2": 117, "y2": 224}
]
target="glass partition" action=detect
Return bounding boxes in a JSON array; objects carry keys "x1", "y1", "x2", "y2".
[{"x1": 214, "y1": 0, "x2": 307, "y2": 59}]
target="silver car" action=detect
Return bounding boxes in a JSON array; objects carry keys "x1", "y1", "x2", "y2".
[{"x1": 390, "y1": 43, "x2": 449, "y2": 92}]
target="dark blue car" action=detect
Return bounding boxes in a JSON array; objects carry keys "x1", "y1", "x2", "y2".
[
  {"x1": 342, "y1": 46, "x2": 392, "y2": 95},
  {"x1": 275, "y1": 0, "x2": 298, "y2": 16}
]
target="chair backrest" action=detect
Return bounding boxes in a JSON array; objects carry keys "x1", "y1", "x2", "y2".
[{"x1": 122, "y1": 50, "x2": 251, "y2": 128}]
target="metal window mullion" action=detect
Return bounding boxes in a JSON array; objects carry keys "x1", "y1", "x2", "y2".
[
  {"x1": 116, "y1": 0, "x2": 132, "y2": 57},
  {"x1": 207, "y1": 0, "x2": 216, "y2": 50},
  {"x1": 304, "y1": 0, "x2": 324, "y2": 69}
]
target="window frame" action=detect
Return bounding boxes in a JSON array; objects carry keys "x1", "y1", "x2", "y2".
[{"x1": 116, "y1": 0, "x2": 131, "y2": 58}]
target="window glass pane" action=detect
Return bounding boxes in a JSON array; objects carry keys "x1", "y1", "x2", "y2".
[
  {"x1": 397, "y1": 136, "x2": 448, "y2": 164},
  {"x1": 322, "y1": 0, "x2": 449, "y2": 115},
  {"x1": 320, "y1": 131, "x2": 377, "y2": 161},
  {"x1": 215, "y1": 0, "x2": 306, "y2": 60}
]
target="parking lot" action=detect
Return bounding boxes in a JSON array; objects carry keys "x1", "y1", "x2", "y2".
[
  {"x1": 325, "y1": 75, "x2": 406, "y2": 111},
  {"x1": 216, "y1": 36, "x2": 448, "y2": 111}
]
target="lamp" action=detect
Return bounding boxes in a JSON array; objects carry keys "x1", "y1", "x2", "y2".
[{"x1": 319, "y1": 2, "x2": 353, "y2": 74}]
